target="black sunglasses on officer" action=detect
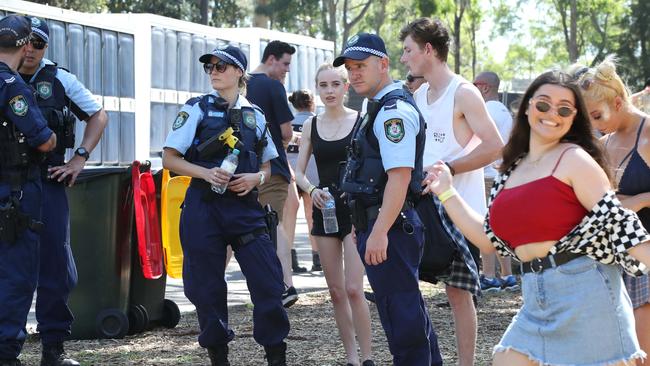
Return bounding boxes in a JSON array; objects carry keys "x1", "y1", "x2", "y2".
[
  {"x1": 203, "y1": 60, "x2": 230, "y2": 74},
  {"x1": 29, "y1": 35, "x2": 47, "y2": 50}
]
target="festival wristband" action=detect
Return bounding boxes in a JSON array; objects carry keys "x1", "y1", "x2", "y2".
[{"x1": 437, "y1": 187, "x2": 457, "y2": 203}]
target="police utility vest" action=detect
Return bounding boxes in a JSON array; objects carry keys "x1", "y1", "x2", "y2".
[
  {"x1": 341, "y1": 88, "x2": 425, "y2": 207},
  {"x1": 27, "y1": 64, "x2": 75, "y2": 166},
  {"x1": 185, "y1": 95, "x2": 262, "y2": 175}
]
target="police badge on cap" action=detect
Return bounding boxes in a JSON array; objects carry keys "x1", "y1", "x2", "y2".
[{"x1": 333, "y1": 33, "x2": 388, "y2": 67}]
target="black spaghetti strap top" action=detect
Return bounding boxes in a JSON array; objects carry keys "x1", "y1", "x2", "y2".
[
  {"x1": 616, "y1": 118, "x2": 650, "y2": 228},
  {"x1": 311, "y1": 115, "x2": 355, "y2": 188}
]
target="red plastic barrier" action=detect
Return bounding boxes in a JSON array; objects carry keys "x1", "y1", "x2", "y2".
[{"x1": 131, "y1": 161, "x2": 163, "y2": 279}]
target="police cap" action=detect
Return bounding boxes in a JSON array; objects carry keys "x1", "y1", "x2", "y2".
[
  {"x1": 0, "y1": 15, "x2": 31, "y2": 48},
  {"x1": 29, "y1": 16, "x2": 49, "y2": 43},
  {"x1": 333, "y1": 33, "x2": 388, "y2": 67},
  {"x1": 199, "y1": 45, "x2": 247, "y2": 71}
]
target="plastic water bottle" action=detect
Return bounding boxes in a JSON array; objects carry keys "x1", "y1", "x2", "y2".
[
  {"x1": 322, "y1": 187, "x2": 339, "y2": 234},
  {"x1": 211, "y1": 149, "x2": 240, "y2": 194}
]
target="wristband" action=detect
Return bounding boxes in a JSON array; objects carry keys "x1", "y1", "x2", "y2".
[
  {"x1": 308, "y1": 185, "x2": 317, "y2": 196},
  {"x1": 445, "y1": 161, "x2": 456, "y2": 176},
  {"x1": 437, "y1": 187, "x2": 457, "y2": 203}
]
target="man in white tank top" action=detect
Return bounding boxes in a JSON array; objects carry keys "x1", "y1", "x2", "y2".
[
  {"x1": 473, "y1": 71, "x2": 519, "y2": 293},
  {"x1": 400, "y1": 18, "x2": 504, "y2": 366}
]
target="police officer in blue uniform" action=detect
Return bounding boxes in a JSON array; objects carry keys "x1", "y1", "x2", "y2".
[
  {"x1": 0, "y1": 15, "x2": 57, "y2": 366},
  {"x1": 162, "y1": 45, "x2": 289, "y2": 366},
  {"x1": 335, "y1": 33, "x2": 443, "y2": 366},
  {"x1": 16, "y1": 17, "x2": 108, "y2": 366}
]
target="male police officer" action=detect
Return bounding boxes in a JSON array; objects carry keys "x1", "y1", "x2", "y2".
[
  {"x1": 18, "y1": 17, "x2": 108, "y2": 366},
  {"x1": 336, "y1": 33, "x2": 442, "y2": 366},
  {"x1": 0, "y1": 15, "x2": 57, "y2": 366}
]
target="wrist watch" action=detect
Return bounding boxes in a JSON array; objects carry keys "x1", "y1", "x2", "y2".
[
  {"x1": 75, "y1": 147, "x2": 90, "y2": 161},
  {"x1": 258, "y1": 172, "x2": 265, "y2": 186}
]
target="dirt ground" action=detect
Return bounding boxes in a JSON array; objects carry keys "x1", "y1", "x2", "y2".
[{"x1": 20, "y1": 283, "x2": 521, "y2": 365}]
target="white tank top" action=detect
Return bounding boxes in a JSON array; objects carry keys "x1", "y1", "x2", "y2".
[{"x1": 414, "y1": 75, "x2": 487, "y2": 214}]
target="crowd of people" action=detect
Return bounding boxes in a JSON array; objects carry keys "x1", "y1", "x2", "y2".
[{"x1": 2, "y1": 10, "x2": 650, "y2": 366}]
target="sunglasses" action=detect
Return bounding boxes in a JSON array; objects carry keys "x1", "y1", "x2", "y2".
[
  {"x1": 531, "y1": 98, "x2": 576, "y2": 118},
  {"x1": 203, "y1": 60, "x2": 229, "y2": 74},
  {"x1": 406, "y1": 75, "x2": 423, "y2": 83},
  {"x1": 29, "y1": 38, "x2": 47, "y2": 50}
]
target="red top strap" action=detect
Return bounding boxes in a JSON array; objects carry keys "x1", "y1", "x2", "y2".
[{"x1": 551, "y1": 147, "x2": 579, "y2": 174}]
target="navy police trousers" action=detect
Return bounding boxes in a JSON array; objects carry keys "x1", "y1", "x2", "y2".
[
  {"x1": 356, "y1": 208, "x2": 443, "y2": 366},
  {"x1": 0, "y1": 181, "x2": 42, "y2": 359},
  {"x1": 180, "y1": 187, "x2": 289, "y2": 348},
  {"x1": 36, "y1": 181, "x2": 78, "y2": 345}
]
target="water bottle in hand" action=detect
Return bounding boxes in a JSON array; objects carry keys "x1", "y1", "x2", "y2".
[
  {"x1": 211, "y1": 149, "x2": 240, "y2": 194},
  {"x1": 322, "y1": 187, "x2": 339, "y2": 234}
]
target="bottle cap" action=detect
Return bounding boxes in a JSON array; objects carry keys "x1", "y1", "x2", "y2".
[{"x1": 233, "y1": 149, "x2": 240, "y2": 155}]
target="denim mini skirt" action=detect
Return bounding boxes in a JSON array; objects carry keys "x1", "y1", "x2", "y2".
[{"x1": 494, "y1": 256, "x2": 645, "y2": 365}]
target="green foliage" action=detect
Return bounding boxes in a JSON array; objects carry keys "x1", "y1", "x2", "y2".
[
  {"x1": 615, "y1": 0, "x2": 650, "y2": 90},
  {"x1": 267, "y1": 0, "x2": 321, "y2": 35},
  {"x1": 212, "y1": 0, "x2": 251, "y2": 27},
  {"x1": 29, "y1": 0, "x2": 107, "y2": 12},
  {"x1": 107, "y1": 0, "x2": 201, "y2": 22}
]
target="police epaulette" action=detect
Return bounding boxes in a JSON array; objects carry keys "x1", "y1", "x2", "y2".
[{"x1": 185, "y1": 96, "x2": 201, "y2": 106}]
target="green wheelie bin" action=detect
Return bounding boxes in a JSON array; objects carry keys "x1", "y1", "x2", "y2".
[{"x1": 67, "y1": 167, "x2": 133, "y2": 339}]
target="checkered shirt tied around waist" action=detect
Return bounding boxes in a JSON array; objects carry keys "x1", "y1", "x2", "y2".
[
  {"x1": 434, "y1": 196, "x2": 482, "y2": 296},
  {"x1": 484, "y1": 156, "x2": 650, "y2": 276}
]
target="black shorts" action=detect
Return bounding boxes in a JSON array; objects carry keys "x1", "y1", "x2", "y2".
[{"x1": 311, "y1": 189, "x2": 352, "y2": 239}]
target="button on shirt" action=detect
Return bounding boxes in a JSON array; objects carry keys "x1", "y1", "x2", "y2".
[
  {"x1": 369, "y1": 81, "x2": 420, "y2": 171},
  {"x1": 164, "y1": 91, "x2": 278, "y2": 163}
]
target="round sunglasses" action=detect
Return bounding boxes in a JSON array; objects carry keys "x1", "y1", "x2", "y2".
[
  {"x1": 531, "y1": 98, "x2": 576, "y2": 118},
  {"x1": 203, "y1": 60, "x2": 229, "y2": 74}
]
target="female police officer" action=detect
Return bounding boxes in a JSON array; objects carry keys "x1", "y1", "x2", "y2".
[{"x1": 162, "y1": 45, "x2": 289, "y2": 366}]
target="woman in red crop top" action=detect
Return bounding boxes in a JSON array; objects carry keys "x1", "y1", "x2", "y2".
[
  {"x1": 295, "y1": 63, "x2": 374, "y2": 366},
  {"x1": 423, "y1": 71, "x2": 650, "y2": 366}
]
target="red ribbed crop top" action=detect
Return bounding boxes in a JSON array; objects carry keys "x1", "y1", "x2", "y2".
[{"x1": 488, "y1": 149, "x2": 588, "y2": 249}]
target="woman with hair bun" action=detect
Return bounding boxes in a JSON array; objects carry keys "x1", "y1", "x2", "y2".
[
  {"x1": 575, "y1": 56, "x2": 650, "y2": 365},
  {"x1": 284, "y1": 89, "x2": 322, "y2": 273}
]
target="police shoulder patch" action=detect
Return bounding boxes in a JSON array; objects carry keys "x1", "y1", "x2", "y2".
[
  {"x1": 243, "y1": 109, "x2": 256, "y2": 129},
  {"x1": 10, "y1": 95, "x2": 28, "y2": 116},
  {"x1": 384, "y1": 118, "x2": 405, "y2": 143},
  {"x1": 172, "y1": 111, "x2": 189, "y2": 130},
  {"x1": 36, "y1": 81, "x2": 52, "y2": 99}
]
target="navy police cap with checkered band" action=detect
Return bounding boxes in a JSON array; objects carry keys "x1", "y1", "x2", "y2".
[
  {"x1": 199, "y1": 45, "x2": 248, "y2": 71},
  {"x1": 29, "y1": 17, "x2": 49, "y2": 43},
  {"x1": 0, "y1": 15, "x2": 31, "y2": 48},
  {"x1": 333, "y1": 33, "x2": 388, "y2": 67}
]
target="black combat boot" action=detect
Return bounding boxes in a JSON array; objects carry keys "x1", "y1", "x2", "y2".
[
  {"x1": 311, "y1": 251, "x2": 322, "y2": 271},
  {"x1": 207, "y1": 344, "x2": 230, "y2": 366},
  {"x1": 0, "y1": 359, "x2": 21, "y2": 366},
  {"x1": 291, "y1": 249, "x2": 307, "y2": 273},
  {"x1": 264, "y1": 342, "x2": 287, "y2": 366},
  {"x1": 40, "y1": 343, "x2": 79, "y2": 366}
]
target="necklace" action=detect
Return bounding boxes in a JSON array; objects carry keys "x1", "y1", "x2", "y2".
[
  {"x1": 318, "y1": 115, "x2": 346, "y2": 140},
  {"x1": 526, "y1": 154, "x2": 544, "y2": 166}
]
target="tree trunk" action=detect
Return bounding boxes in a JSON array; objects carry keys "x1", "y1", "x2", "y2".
[
  {"x1": 453, "y1": 0, "x2": 466, "y2": 74},
  {"x1": 342, "y1": 0, "x2": 372, "y2": 55},
  {"x1": 374, "y1": 0, "x2": 388, "y2": 35},
  {"x1": 200, "y1": 0, "x2": 209, "y2": 25},
  {"x1": 253, "y1": 0, "x2": 269, "y2": 28},
  {"x1": 569, "y1": 0, "x2": 578, "y2": 62}
]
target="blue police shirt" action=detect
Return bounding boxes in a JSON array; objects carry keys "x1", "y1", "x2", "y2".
[
  {"x1": 246, "y1": 73, "x2": 293, "y2": 183},
  {"x1": 369, "y1": 81, "x2": 419, "y2": 171},
  {"x1": 164, "y1": 91, "x2": 278, "y2": 163},
  {"x1": 23, "y1": 58, "x2": 102, "y2": 120},
  {"x1": 0, "y1": 62, "x2": 53, "y2": 197}
]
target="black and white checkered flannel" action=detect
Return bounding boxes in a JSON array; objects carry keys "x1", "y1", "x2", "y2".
[{"x1": 484, "y1": 157, "x2": 650, "y2": 276}]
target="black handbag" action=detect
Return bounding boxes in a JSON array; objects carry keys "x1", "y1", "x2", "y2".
[{"x1": 415, "y1": 194, "x2": 458, "y2": 283}]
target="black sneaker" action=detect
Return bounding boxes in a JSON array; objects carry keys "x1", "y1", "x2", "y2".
[
  {"x1": 362, "y1": 361, "x2": 376, "y2": 366},
  {"x1": 282, "y1": 286, "x2": 298, "y2": 308}
]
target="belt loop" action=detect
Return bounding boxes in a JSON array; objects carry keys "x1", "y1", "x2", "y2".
[{"x1": 549, "y1": 254, "x2": 557, "y2": 268}]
